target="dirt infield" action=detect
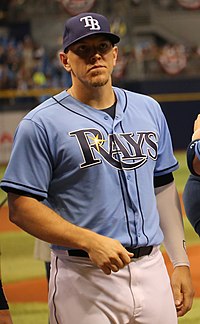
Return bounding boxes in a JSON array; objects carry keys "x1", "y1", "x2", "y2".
[{"x1": 1, "y1": 206, "x2": 200, "y2": 303}]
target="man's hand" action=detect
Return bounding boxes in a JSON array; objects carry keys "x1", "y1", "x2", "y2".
[
  {"x1": 86, "y1": 234, "x2": 133, "y2": 275},
  {"x1": 170, "y1": 266, "x2": 194, "y2": 317},
  {"x1": 192, "y1": 114, "x2": 200, "y2": 141},
  {"x1": 190, "y1": 114, "x2": 200, "y2": 174}
]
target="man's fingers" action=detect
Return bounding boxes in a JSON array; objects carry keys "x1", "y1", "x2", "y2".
[
  {"x1": 101, "y1": 265, "x2": 111, "y2": 275},
  {"x1": 172, "y1": 281, "x2": 183, "y2": 308},
  {"x1": 101, "y1": 263, "x2": 120, "y2": 275},
  {"x1": 177, "y1": 290, "x2": 194, "y2": 317},
  {"x1": 193, "y1": 114, "x2": 200, "y2": 132},
  {"x1": 100, "y1": 250, "x2": 133, "y2": 275},
  {"x1": 174, "y1": 285, "x2": 194, "y2": 317},
  {"x1": 127, "y1": 252, "x2": 134, "y2": 258},
  {"x1": 192, "y1": 129, "x2": 200, "y2": 140},
  {"x1": 110, "y1": 257, "x2": 124, "y2": 269},
  {"x1": 175, "y1": 298, "x2": 183, "y2": 313},
  {"x1": 119, "y1": 251, "x2": 133, "y2": 265},
  {"x1": 110, "y1": 264, "x2": 120, "y2": 273}
]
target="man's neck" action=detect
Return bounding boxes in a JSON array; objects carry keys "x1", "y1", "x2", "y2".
[{"x1": 67, "y1": 83, "x2": 116, "y2": 109}]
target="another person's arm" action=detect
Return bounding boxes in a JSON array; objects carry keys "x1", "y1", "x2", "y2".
[
  {"x1": 187, "y1": 114, "x2": 200, "y2": 175},
  {"x1": 155, "y1": 181, "x2": 194, "y2": 317},
  {"x1": 183, "y1": 115, "x2": 200, "y2": 236},
  {"x1": 183, "y1": 175, "x2": 200, "y2": 237}
]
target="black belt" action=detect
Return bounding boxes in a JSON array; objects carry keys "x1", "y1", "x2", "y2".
[{"x1": 68, "y1": 246, "x2": 153, "y2": 259}]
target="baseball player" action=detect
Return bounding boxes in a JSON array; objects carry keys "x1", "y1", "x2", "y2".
[
  {"x1": 183, "y1": 114, "x2": 200, "y2": 237},
  {"x1": 0, "y1": 12, "x2": 194, "y2": 324}
]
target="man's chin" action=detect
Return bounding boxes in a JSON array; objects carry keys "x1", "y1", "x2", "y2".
[{"x1": 90, "y1": 77, "x2": 109, "y2": 88}]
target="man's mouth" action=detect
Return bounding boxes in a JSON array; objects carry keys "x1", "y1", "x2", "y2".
[{"x1": 89, "y1": 65, "x2": 105, "y2": 72}]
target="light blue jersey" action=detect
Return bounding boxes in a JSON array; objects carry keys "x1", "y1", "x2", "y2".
[{"x1": 1, "y1": 87, "x2": 178, "y2": 249}]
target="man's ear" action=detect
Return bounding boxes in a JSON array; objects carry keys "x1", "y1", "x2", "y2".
[
  {"x1": 113, "y1": 46, "x2": 118, "y2": 67},
  {"x1": 59, "y1": 52, "x2": 71, "y2": 72}
]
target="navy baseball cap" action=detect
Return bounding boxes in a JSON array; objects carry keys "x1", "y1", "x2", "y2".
[{"x1": 63, "y1": 12, "x2": 120, "y2": 52}]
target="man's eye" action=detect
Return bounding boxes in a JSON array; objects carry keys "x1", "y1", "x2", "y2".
[
  {"x1": 77, "y1": 46, "x2": 89, "y2": 53},
  {"x1": 71, "y1": 41, "x2": 112, "y2": 57},
  {"x1": 98, "y1": 43, "x2": 110, "y2": 52}
]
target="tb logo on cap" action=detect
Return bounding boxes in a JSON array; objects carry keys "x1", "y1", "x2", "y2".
[{"x1": 80, "y1": 15, "x2": 101, "y2": 30}]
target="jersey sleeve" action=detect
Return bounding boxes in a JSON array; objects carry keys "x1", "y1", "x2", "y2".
[
  {"x1": 154, "y1": 106, "x2": 178, "y2": 176},
  {"x1": 186, "y1": 139, "x2": 200, "y2": 176},
  {"x1": 195, "y1": 140, "x2": 200, "y2": 161},
  {"x1": 183, "y1": 174, "x2": 200, "y2": 236},
  {"x1": 154, "y1": 172, "x2": 174, "y2": 188},
  {"x1": 1, "y1": 119, "x2": 53, "y2": 199}
]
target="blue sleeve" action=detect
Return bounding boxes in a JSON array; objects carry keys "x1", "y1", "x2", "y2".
[
  {"x1": 183, "y1": 175, "x2": 200, "y2": 236},
  {"x1": 195, "y1": 140, "x2": 200, "y2": 161},
  {"x1": 186, "y1": 140, "x2": 200, "y2": 176},
  {"x1": 1, "y1": 119, "x2": 53, "y2": 199}
]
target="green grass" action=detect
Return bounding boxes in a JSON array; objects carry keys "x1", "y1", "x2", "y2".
[
  {"x1": 179, "y1": 299, "x2": 200, "y2": 323},
  {"x1": 0, "y1": 166, "x2": 5, "y2": 179},
  {"x1": 0, "y1": 232, "x2": 45, "y2": 283},
  {"x1": 174, "y1": 150, "x2": 190, "y2": 193},
  {"x1": 9, "y1": 303, "x2": 49, "y2": 324},
  {"x1": 183, "y1": 217, "x2": 200, "y2": 246}
]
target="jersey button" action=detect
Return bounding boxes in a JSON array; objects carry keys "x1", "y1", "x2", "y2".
[
  {"x1": 104, "y1": 116, "x2": 109, "y2": 120},
  {"x1": 127, "y1": 175, "x2": 131, "y2": 180}
]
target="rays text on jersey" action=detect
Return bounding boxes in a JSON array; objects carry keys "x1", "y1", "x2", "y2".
[{"x1": 69, "y1": 128, "x2": 158, "y2": 170}]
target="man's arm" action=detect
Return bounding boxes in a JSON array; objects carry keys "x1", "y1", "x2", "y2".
[
  {"x1": 183, "y1": 175, "x2": 200, "y2": 236},
  {"x1": 7, "y1": 193, "x2": 133, "y2": 275},
  {"x1": 192, "y1": 155, "x2": 200, "y2": 175},
  {"x1": 155, "y1": 181, "x2": 194, "y2": 317}
]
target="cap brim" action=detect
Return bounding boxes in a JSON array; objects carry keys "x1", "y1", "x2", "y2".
[{"x1": 64, "y1": 32, "x2": 120, "y2": 52}]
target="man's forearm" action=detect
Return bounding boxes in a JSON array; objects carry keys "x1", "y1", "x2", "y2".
[
  {"x1": 155, "y1": 181, "x2": 189, "y2": 267},
  {"x1": 7, "y1": 193, "x2": 133, "y2": 275},
  {"x1": 8, "y1": 193, "x2": 96, "y2": 251}
]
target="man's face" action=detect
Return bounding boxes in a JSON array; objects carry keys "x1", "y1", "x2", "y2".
[{"x1": 60, "y1": 35, "x2": 118, "y2": 88}]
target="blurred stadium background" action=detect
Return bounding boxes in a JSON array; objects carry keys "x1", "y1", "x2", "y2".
[{"x1": 0, "y1": 0, "x2": 200, "y2": 323}]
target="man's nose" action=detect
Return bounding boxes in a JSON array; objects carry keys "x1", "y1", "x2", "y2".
[
  {"x1": 89, "y1": 46, "x2": 101, "y2": 56},
  {"x1": 89, "y1": 49, "x2": 101, "y2": 62}
]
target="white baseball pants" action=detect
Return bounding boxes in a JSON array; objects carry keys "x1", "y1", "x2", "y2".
[{"x1": 49, "y1": 247, "x2": 177, "y2": 324}]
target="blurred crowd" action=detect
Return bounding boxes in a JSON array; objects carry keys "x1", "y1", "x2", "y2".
[
  {"x1": 114, "y1": 41, "x2": 200, "y2": 81},
  {"x1": 0, "y1": 35, "x2": 71, "y2": 91},
  {"x1": 0, "y1": 34, "x2": 200, "y2": 92}
]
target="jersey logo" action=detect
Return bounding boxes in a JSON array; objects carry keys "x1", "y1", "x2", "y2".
[
  {"x1": 69, "y1": 128, "x2": 158, "y2": 170},
  {"x1": 80, "y1": 15, "x2": 101, "y2": 31}
]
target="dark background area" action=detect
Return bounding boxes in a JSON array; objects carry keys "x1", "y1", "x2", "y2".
[{"x1": 121, "y1": 78, "x2": 200, "y2": 150}]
